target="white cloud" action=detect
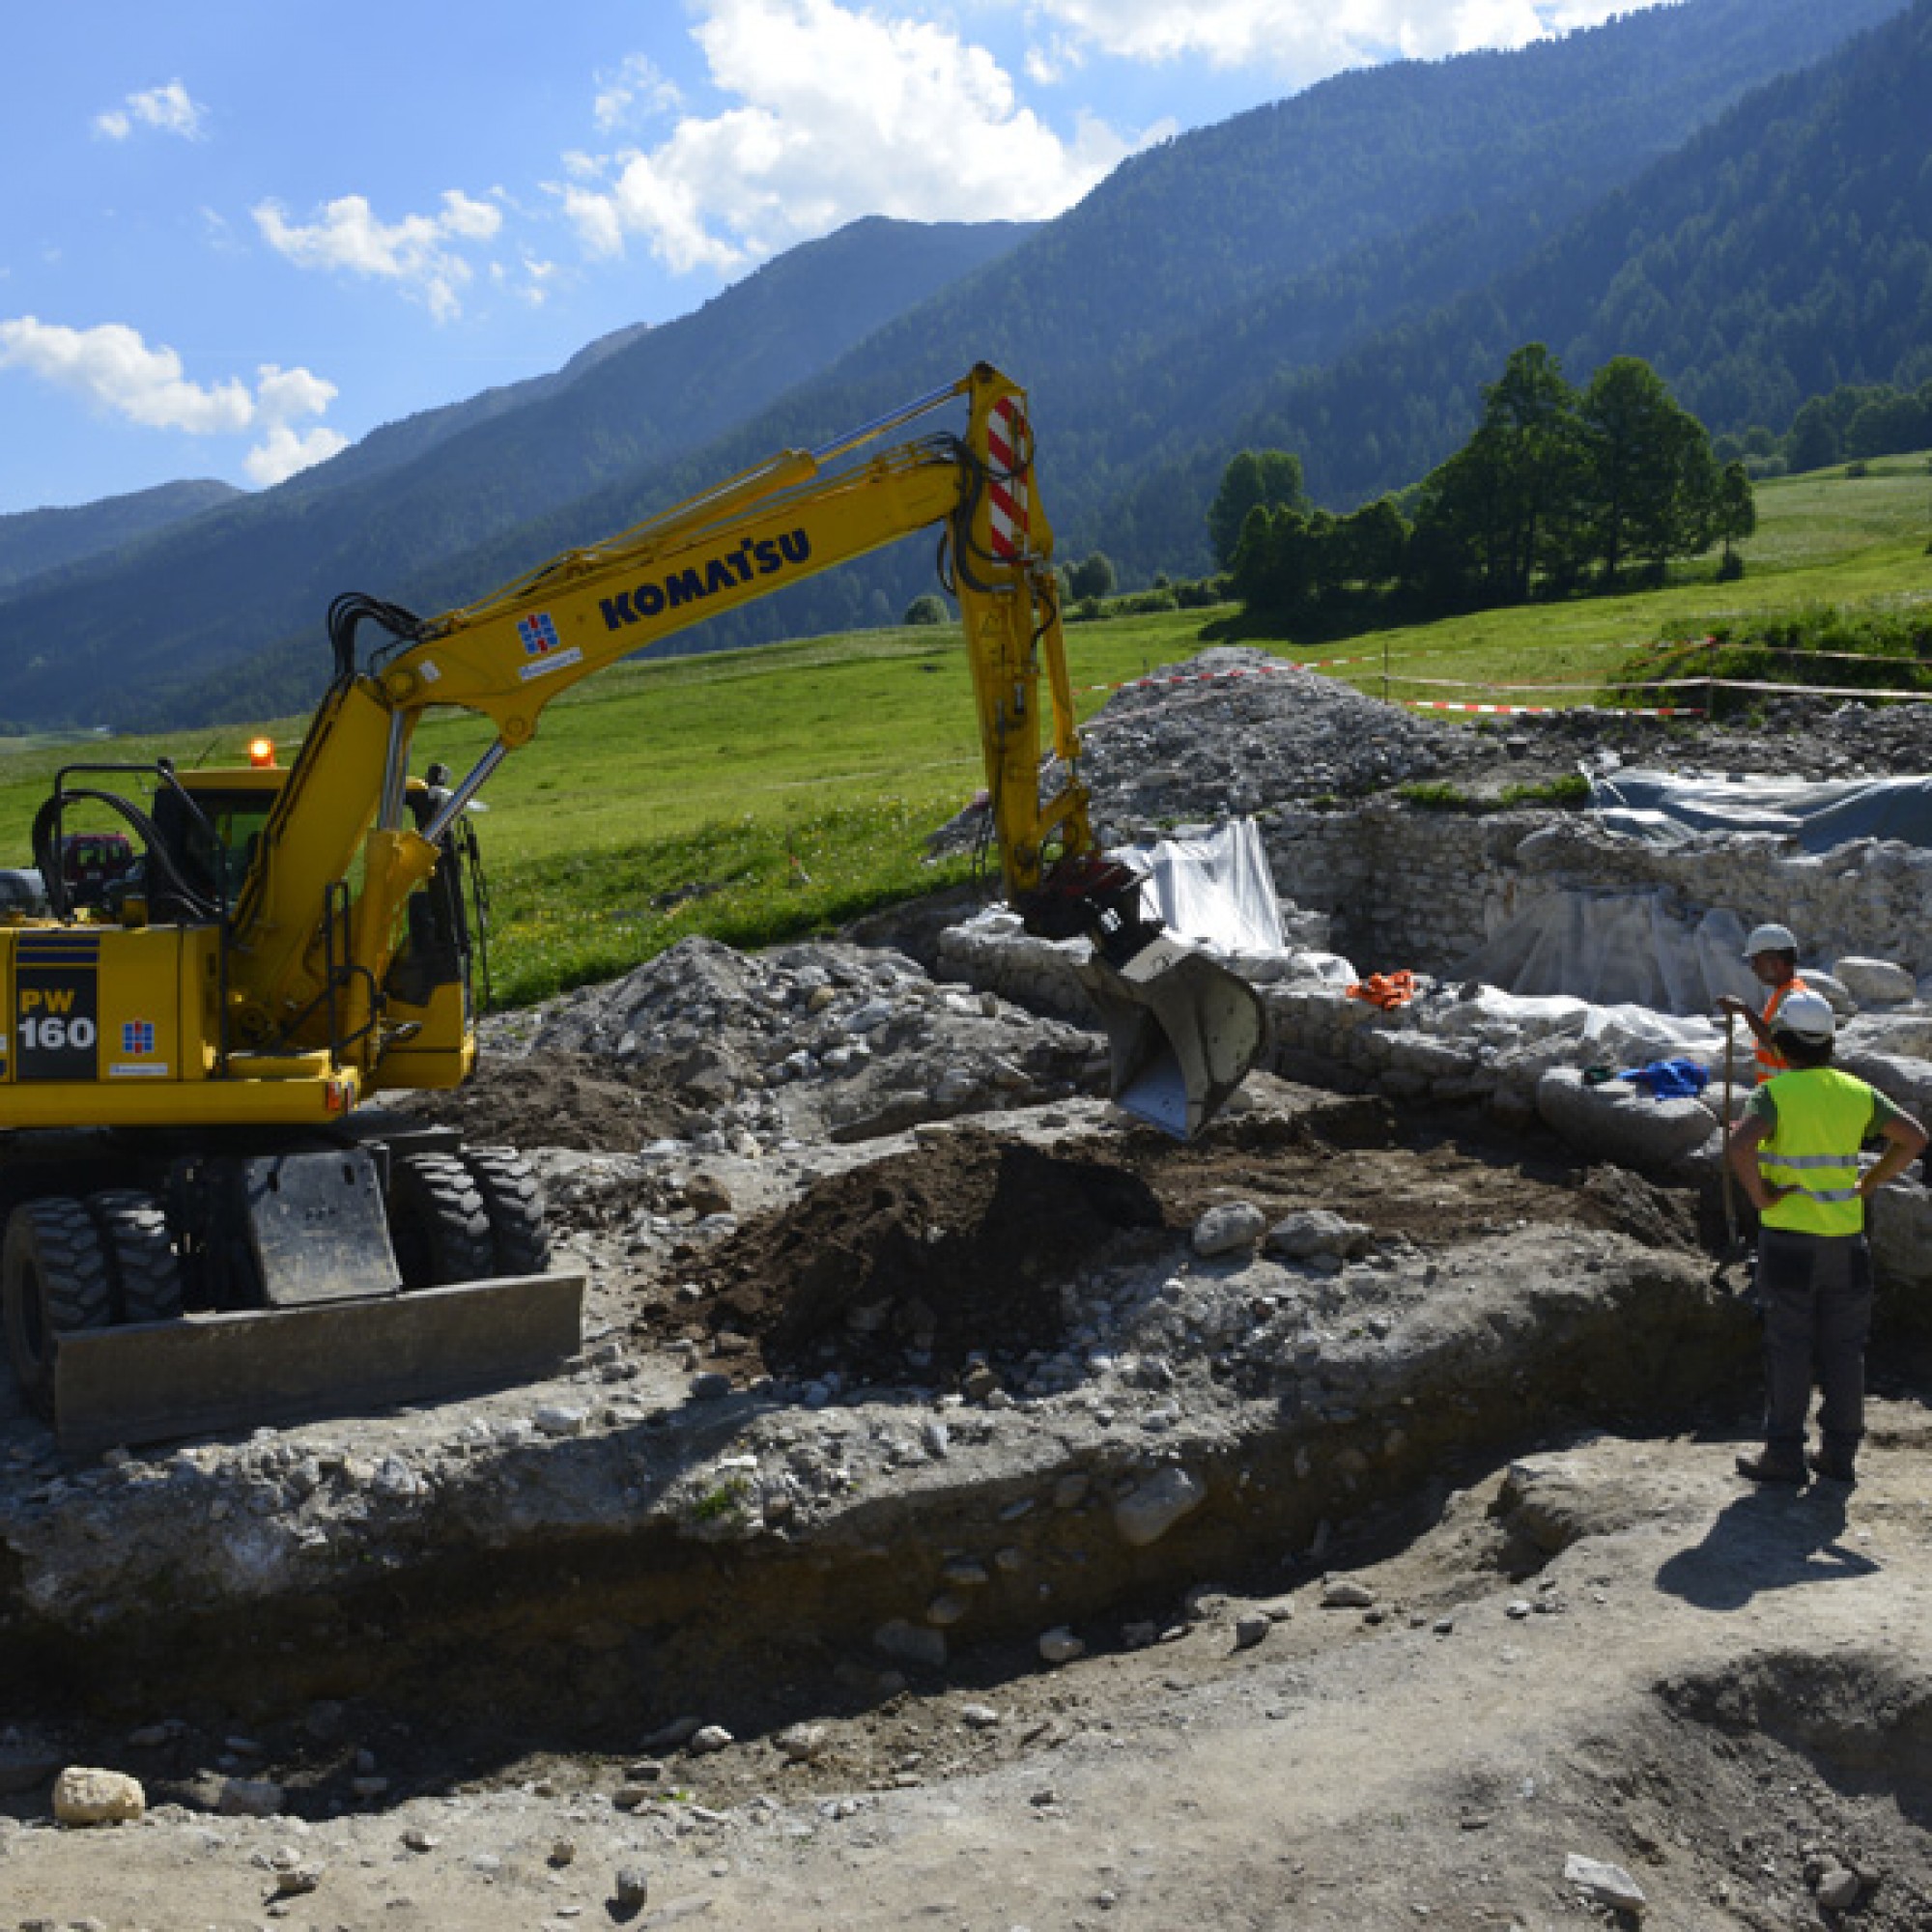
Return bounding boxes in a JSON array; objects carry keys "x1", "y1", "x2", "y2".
[
  {"x1": 246, "y1": 423, "x2": 350, "y2": 488},
  {"x1": 594, "y1": 52, "x2": 683, "y2": 132},
  {"x1": 253, "y1": 190, "x2": 505, "y2": 321},
  {"x1": 94, "y1": 79, "x2": 207, "y2": 142},
  {"x1": 517, "y1": 256, "x2": 560, "y2": 306},
  {"x1": 0, "y1": 318, "x2": 345, "y2": 488},
  {"x1": 0, "y1": 318, "x2": 251, "y2": 433},
  {"x1": 1014, "y1": 0, "x2": 1651, "y2": 75},
  {"x1": 253, "y1": 363, "x2": 338, "y2": 428},
  {"x1": 561, "y1": 0, "x2": 1132, "y2": 274}
]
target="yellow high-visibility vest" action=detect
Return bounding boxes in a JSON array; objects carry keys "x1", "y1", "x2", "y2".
[{"x1": 1758, "y1": 1066, "x2": 1873, "y2": 1236}]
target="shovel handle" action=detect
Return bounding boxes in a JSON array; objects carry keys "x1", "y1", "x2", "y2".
[{"x1": 1720, "y1": 1011, "x2": 1739, "y2": 1241}]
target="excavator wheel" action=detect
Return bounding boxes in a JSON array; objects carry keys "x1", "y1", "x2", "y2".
[
  {"x1": 387, "y1": 1151, "x2": 496, "y2": 1290},
  {"x1": 87, "y1": 1189, "x2": 185, "y2": 1325},
  {"x1": 462, "y1": 1148, "x2": 552, "y2": 1276},
  {"x1": 3, "y1": 1198, "x2": 114, "y2": 1422}
]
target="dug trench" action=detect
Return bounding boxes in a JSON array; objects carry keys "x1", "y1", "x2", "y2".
[
  {"x1": 0, "y1": 1082, "x2": 1854, "y2": 1789},
  {"x1": 3, "y1": 1078, "x2": 1932, "y2": 1925}
]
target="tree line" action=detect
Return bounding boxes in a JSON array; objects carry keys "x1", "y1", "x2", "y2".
[
  {"x1": 1723, "y1": 374, "x2": 1932, "y2": 476},
  {"x1": 1221, "y1": 344, "x2": 1754, "y2": 627}
]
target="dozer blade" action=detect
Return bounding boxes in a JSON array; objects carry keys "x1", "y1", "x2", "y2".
[
  {"x1": 51, "y1": 1271, "x2": 584, "y2": 1460},
  {"x1": 1080, "y1": 932, "x2": 1267, "y2": 1140}
]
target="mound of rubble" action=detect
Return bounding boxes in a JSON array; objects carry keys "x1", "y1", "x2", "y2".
[{"x1": 1043, "y1": 645, "x2": 1932, "y2": 836}]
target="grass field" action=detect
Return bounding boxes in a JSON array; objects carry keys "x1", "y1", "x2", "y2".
[
  {"x1": 1, "y1": 453, "x2": 1924, "y2": 1004},
  {"x1": 1293, "y1": 451, "x2": 1932, "y2": 711}
]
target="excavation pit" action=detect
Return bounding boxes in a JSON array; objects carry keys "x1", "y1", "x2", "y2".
[
  {"x1": 0, "y1": 1084, "x2": 1765, "y2": 1764},
  {"x1": 5, "y1": 673, "x2": 1932, "y2": 1921}
]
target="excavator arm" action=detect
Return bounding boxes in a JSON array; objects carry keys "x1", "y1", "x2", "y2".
[{"x1": 226, "y1": 362, "x2": 1262, "y2": 1135}]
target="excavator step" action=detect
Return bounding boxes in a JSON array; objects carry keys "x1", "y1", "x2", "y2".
[{"x1": 50, "y1": 1271, "x2": 584, "y2": 1459}]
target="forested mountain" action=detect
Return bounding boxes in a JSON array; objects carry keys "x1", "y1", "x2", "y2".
[
  {"x1": 0, "y1": 479, "x2": 239, "y2": 592},
  {"x1": 355, "y1": 0, "x2": 1907, "y2": 669},
  {"x1": 0, "y1": 0, "x2": 1914, "y2": 730},
  {"x1": 0, "y1": 216, "x2": 1033, "y2": 729},
  {"x1": 1108, "y1": 0, "x2": 1932, "y2": 539},
  {"x1": 274, "y1": 321, "x2": 655, "y2": 503}
]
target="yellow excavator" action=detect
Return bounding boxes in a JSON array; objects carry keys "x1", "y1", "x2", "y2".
[{"x1": 1, "y1": 363, "x2": 1265, "y2": 1455}]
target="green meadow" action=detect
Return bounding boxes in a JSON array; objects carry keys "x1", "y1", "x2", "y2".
[{"x1": 1, "y1": 454, "x2": 1925, "y2": 1006}]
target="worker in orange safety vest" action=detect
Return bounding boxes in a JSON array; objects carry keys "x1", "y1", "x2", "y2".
[{"x1": 1717, "y1": 922, "x2": 1809, "y2": 1086}]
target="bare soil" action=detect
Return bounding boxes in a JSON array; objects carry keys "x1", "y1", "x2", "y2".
[
  {"x1": 659, "y1": 1106, "x2": 1699, "y2": 1389},
  {"x1": 406, "y1": 1047, "x2": 706, "y2": 1150},
  {"x1": 4, "y1": 684, "x2": 1932, "y2": 1926},
  {"x1": 6, "y1": 1417, "x2": 1932, "y2": 1931},
  {"x1": 14, "y1": 1052, "x2": 1918, "y2": 1931}
]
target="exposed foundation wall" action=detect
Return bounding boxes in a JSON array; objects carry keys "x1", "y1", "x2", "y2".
[
  {"x1": 1258, "y1": 803, "x2": 1932, "y2": 982},
  {"x1": 1260, "y1": 802, "x2": 1525, "y2": 970},
  {"x1": 935, "y1": 800, "x2": 1932, "y2": 1291},
  {"x1": 937, "y1": 798, "x2": 1932, "y2": 1129}
]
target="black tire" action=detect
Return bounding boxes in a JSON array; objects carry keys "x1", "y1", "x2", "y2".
[
  {"x1": 387, "y1": 1151, "x2": 495, "y2": 1290},
  {"x1": 462, "y1": 1148, "x2": 553, "y2": 1276},
  {"x1": 88, "y1": 1189, "x2": 185, "y2": 1325},
  {"x1": 3, "y1": 1198, "x2": 114, "y2": 1423}
]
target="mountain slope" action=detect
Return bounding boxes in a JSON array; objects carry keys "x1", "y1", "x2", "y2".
[
  {"x1": 0, "y1": 0, "x2": 1911, "y2": 728},
  {"x1": 1147, "y1": 0, "x2": 1932, "y2": 526},
  {"x1": 0, "y1": 479, "x2": 241, "y2": 592},
  {"x1": 352, "y1": 0, "x2": 1910, "y2": 674},
  {"x1": 274, "y1": 322, "x2": 655, "y2": 503}
]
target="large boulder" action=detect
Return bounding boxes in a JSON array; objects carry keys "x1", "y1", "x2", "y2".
[
  {"x1": 1833, "y1": 955, "x2": 1918, "y2": 1007},
  {"x1": 1536, "y1": 1066, "x2": 1719, "y2": 1170}
]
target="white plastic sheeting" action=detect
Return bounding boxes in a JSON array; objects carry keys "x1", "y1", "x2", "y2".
[
  {"x1": 1114, "y1": 818, "x2": 1285, "y2": 954},
  {"x1": 1456, "y1": 983, "x2": 1729, "y2": 1068},
  {"x1": 1451, "y1": 891, "x2": 1763, "y2": 1018}
]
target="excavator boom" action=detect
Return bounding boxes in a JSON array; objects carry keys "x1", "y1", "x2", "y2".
[{"x1": 2, "y1": 362, "x2": 1264, "y2": 1455}]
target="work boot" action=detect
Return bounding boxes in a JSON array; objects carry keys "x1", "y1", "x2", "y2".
[
  {"x1": 1735, "y1": 1449, "x2": 1806, "y2": 1486},
  {"x1": 1806, "y1": 1449, "x2": 1857, "y2": 1486}
]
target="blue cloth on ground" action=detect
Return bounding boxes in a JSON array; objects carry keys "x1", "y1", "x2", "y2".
[{"x1": 1617, "y1": 1056, "x2": 1711, "y2": 1099}]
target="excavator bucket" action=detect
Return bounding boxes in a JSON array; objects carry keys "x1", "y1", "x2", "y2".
[
  {"x1": 1080, "y1": 932, "x2": 1267, "y2": 1140},
  {"x1": 49, "y1": 1272, "x2": 585, "y2": 1460}
]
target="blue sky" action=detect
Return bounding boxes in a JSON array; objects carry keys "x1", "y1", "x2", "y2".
[{"x1": 0, "y1": 0, "x2": 1650, "y2": 517}]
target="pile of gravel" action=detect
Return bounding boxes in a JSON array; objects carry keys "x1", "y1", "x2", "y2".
[
  {"x1": 1072, "y1": 647, "x2": 1463, "y2": 828},
  {"x1": 515, "y1": 935, "x2": 1104, "y2": 1145}
]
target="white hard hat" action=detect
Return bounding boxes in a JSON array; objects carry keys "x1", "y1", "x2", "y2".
[
  {"x1": 1773, "y1": 989, "x2": 1836, "y2": 1043},
  {"x1": 1743, "y1": 923, "x2": 1798, "y2": 957}
]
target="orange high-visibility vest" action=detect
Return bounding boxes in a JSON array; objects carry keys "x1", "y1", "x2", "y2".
[{"x1": 1752, "y1": 976, "x2": 1808, "y2": 1084}]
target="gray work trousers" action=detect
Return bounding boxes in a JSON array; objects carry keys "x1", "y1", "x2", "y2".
[{"x1": 1756, "y1": 1227, "x2": 1873, "y2": 1461}]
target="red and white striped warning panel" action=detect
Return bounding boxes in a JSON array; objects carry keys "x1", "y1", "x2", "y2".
[{"x1": 985, "y1": 396, "x2": 1028, "y2": 562}]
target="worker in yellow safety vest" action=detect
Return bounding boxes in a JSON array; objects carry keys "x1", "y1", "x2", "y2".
[
  {"x1": 1726, "y1": 989, "x2": 1927, "y2": 1487},
  {"x1": 1717, "y1": 922, "x2": 1810, "y2": 1085}
]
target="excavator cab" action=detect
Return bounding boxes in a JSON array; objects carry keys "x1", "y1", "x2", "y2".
[
  {"x1": 144, "y1": 773, "x2": 277, "y2": 922},
  {"x1": 1, "y1": 754, "x2": 576, "y2": 1457}
]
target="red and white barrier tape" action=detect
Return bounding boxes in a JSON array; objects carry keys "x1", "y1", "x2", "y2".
[
  {"x1": 1082, "y1": 657, "x2": 1928, "y2": 711},
  {"x1": 1404, "y1": 699, "x2": 1698, "y2": 717}
]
